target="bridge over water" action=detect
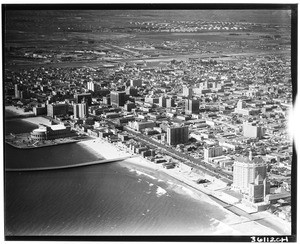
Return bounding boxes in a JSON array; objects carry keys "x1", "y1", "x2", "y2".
[{"x1": 5, "y1": 155, "x2": 137, "y2": 172}]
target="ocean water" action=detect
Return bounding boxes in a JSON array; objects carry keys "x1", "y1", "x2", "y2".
[{"x1": 5, "y1": 119, "x2": 229, "y2": 236}]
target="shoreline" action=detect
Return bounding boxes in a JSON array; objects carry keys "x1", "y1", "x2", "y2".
[
  {"x1": 78, "y1": 137, "x2": 291, "y2": 236},
  {"x1": 5, "y1": 114, "x2": 291, "y2": 235},
  {"x1": 5, "y1": 106, "x2": 35, "y2": 117}
]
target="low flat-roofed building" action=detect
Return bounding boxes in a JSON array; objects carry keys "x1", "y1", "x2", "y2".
[{"x1": 128, "y1": 120, "x2": 155, "y2": 132}]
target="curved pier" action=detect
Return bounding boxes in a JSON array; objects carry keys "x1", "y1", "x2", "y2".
[{"x1": 5, "y1": 155, "x2": 137, "y2": 172}]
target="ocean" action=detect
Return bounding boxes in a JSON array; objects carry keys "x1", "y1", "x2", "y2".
[{"x1": 5, "y1": 119, "x2": 230, "y2": 236}]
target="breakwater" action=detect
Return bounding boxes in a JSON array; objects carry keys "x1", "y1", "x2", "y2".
[
  {"x1": 5, "y1": 156, "x2": 137, "y2": 172},
  {"x1": 5, "y1": 114, "x2": 36, "y2": 120}
]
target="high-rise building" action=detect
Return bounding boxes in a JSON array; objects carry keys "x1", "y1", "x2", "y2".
[
  {"x1": 243, "y1": 122, "x2": 264, "y2": 139},
  {"x1": 110, "y1": 91, "x2": 126, "y2": 107},
  {"x1": 126, "y1": 86, "x2": 138, "y2": 96},
  {"x1": 103, "y1": 96, "x2": 111, "y2": 105},
  {"x1": 74, "y1": 93, "x2": 92, "y2": 106},
  {"x1": 185, "y1": 99, "x2": 199, "y2": 114},
  {"x1": 145, "y1": 96, "x2": 159, "y2": 104},
  {"x1": 167, "y1": 126, "x2": 189, "y2": 146},
  {"x1": 204, "y1": 145, "x2": 223, "y2": 162},
  {"x1": 87, "y1": 82, "x2": 100, "y2": 92},
  {"x1": 14, "y1": 84, "x2": 29, "y2": 99},
  {"x1": 47, "y1": 103, "x2": 68, "y2": 118},
  {"x1": 159, "y1": 96, "x2": 167, "y2": 108},
  {"x1": 237, "y1": 100, "x2": 246, "y2": 110},
  {"x1": 124, "y1": 102, "x2": 136, "y2": 112},
  {"x1": 15, "y1": 84, "x2": 21, "y2": 98},
  {"x1": 166, "y1": 98, "x2": 175, "y2": 108},
  {"x1": 130, "y1": 79, "x2": 143, "y2": 87},
  {"x1": 182, "y1": 85, "x2": 193, "y2": 98},
  {"x1": 232, "y1": 152, "x2": 270, "y2": 203},
  {"x1": 234, "y1": 99, "x2": 256, "y2": 116},
  {"x1": 73, "y1": 102, "x2": 89, "y2": 119}
]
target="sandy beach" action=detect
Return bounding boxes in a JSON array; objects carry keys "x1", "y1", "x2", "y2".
[
  {"x1": 5, "y1": 106, "x2": 34, "y2": 117},
  {"x1": 20, "y1": 116, "x2": 51, "y2": 126},
  {"x1": 78, "y1": 137, "x2": 290, "y2": 236}
]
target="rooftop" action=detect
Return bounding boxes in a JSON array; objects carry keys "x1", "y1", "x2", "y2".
[{"x1": 235, "y1": 156, "x2": 265, "y2": 164}]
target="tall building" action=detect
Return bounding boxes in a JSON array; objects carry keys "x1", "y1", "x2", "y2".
[
  {"x1": 126, "y1": 86, "x2": 138, "y2": 96},
  {"x1": 145, "y1": 96, "x2": 159, "y2": 104},
  {"x1": 204, "y1": 145, "x2": 223, "y2": 162},
  {"x1": 47, "y1": 103, "x2": 68, "y2": 118},
  {"x1": 159, "y1": 96, "x2": 167, "y2": 108},
  {"x1": 15, "y1": 84, "x2": 21, "y2": 98},
  {"x1": 182, "y1": 85, "x2": 193, "y2": 98},
  {"x1": 167, "y1": 126, "x2": 189, "y2": 146},
  {"x1": 130, "y1": 79, "x2": 143, "y2": 87},
  {"x1": 124, "y1": 102, "x2": 136, "y2": 112},
  {"x1": 110, "y1": 91, "x2": 127, "y2": 107},
  {"x1": 166, "y1": 98, "x2": 175, "y2": 108},
  {"x1": 185, "y1": 99, "x2": 199, "y2": 114},
  {"x1": 234, "y1": 99, "x2": 256, "y2": 116},
  {"x1": 87, "y1": 81, "x2": 100, "y2": 92},
  {"x1": 232, "y1": 152, "x2": 270, "y2": 203},
  {"x1": 74, "y1": 93, "x2": 92, "y2": 106},
  {"x1": 237, "y1": 100, "x2": 246, "y2": 110},
  {"x1": 14, "y1": 84, "x2": 29, "y2": 99},
  {"x1": 73, "y1": 102, "x2": 89, "y2": 119},
  {"x1": 103, "y1": 96, "x2": 111, "y2": 105},
  {"x1": 243, "y1": 122, "x2": 264, "y2": 139}
]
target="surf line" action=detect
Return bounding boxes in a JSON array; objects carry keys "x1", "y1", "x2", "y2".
[{"x1": 5, "y1": 156, "x2": 137, "y2": 172}]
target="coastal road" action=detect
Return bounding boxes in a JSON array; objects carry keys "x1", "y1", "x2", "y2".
[{"x1": 122, "y1": 125, "x2": 232, "y2": 184}]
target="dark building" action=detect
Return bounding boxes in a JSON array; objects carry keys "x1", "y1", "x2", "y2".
[
  {"x1": 166, "y1": 98, "x2": 175, "y2": 108},
  {"x1": 124, "y1": 102, "x2": 136, "y2": 112},
  {"x1": 74, "y1": 93, "x2": 92, "y2": 106},
  {"x1": 167, "y1": 126, "x2": 189, "y2": 146},
  {"x1": 126, "y1": 86, "x2": 138, "y2": 96},
  {"x1": 185, "y1": 99, "x2": 199, "y2": 114},
  {"x1": 47, "y1": 103, "x2": 68, "y2": 118},
  {"x1": 110, "y1": 91, "x2": 127, "y2": 107},
  {"x1": 103, "y1": 96, "x2": 111, "y2": 105},
  {"x1": 159, "y1": 96, "x2": 167, "y2": 108},
  {"x1": 15, "y1": 84, "x2": 30, "y2": 99},
  {"x1": 33, "y1": 106, "x2": 47, "y2": 116},
  {"x1": 130, "y1": 79, "x2": 143, "y2": 87}
]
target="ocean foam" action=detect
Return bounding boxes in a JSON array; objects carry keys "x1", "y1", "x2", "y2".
[
  {"x1": 209, "y1": 218, "x2": 241, "y2": 235},
  {"x1": 132, "y1": 169, "x2": 158, "y2": 181},
  {"x1": 156, "y1": 186, "x2": 167, "y2": 197}
]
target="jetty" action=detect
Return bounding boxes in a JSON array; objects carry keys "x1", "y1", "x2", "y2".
[{"x1": 5, "y1": 155, "x2": 138, "y2": 172}]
